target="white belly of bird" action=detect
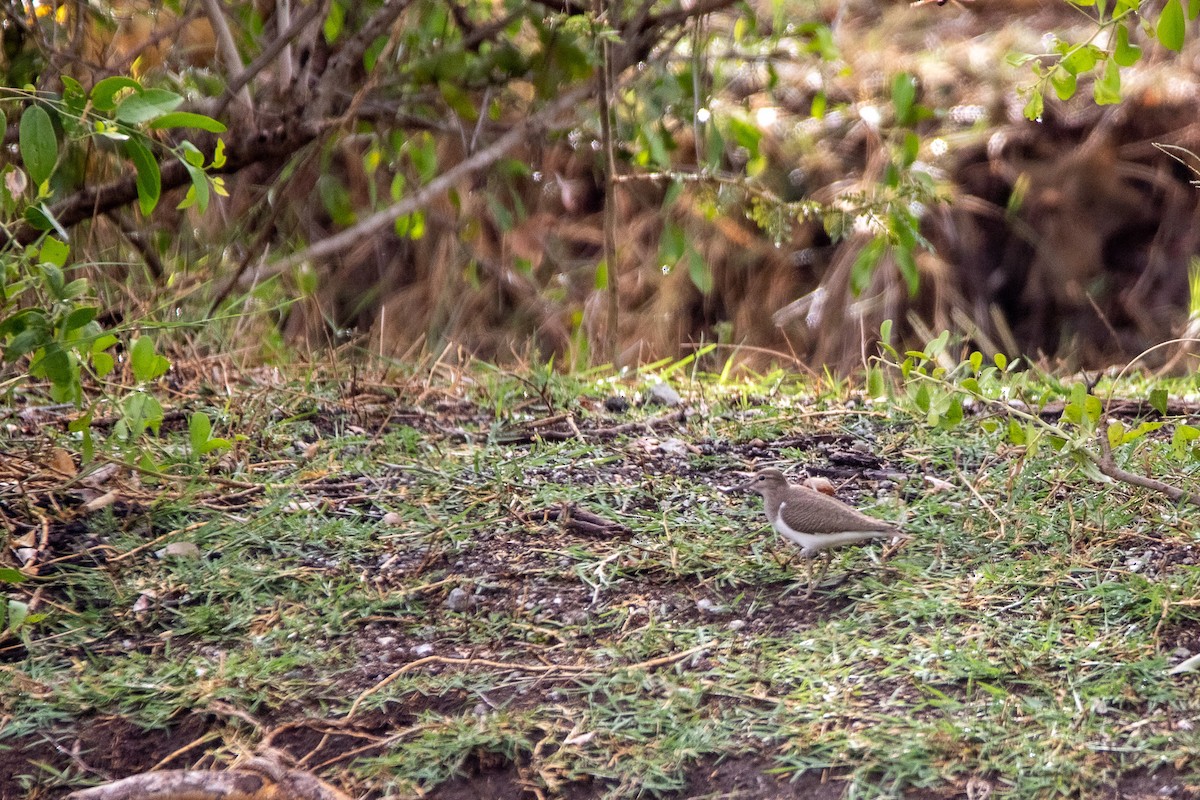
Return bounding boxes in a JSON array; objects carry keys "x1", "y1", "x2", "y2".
[{"x1": 772, "y1": 502, "x2": 889, "y2": 557}]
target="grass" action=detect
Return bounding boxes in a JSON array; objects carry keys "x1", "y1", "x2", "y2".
[{"x1": 2, "y1": 364, "x2": 1200, "y2": 798}]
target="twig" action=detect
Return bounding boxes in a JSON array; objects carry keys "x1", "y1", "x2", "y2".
[
  {"x1": 263, "y1": 84, "x2": 592, "y2": 278},
  {"x1": 346, "y1": 641, "x2": 718, "y2": 718},
  {"x1": 199, "y1": 0, "x2": 254, "y2": 116},
  {"x1": 1093, "y1": 427, "x2": 1200, "y2": 506}
]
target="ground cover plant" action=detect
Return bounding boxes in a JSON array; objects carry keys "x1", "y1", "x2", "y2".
[{"x1": 2, "y1": 349, "x2": 1199, "y2": 799}]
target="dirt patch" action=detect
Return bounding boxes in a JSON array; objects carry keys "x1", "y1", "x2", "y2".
[
  {"x1": 682, "y1": 755, "x2": 849, "y2": 799},
  {"x1": 1114, "y1": 766, "x2": 1199, "y2": 800},
  {"x1": 0, "y1": 714, "x2": 212, "y2": 798}
]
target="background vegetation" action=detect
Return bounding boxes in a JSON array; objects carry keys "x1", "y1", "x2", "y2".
[{"x1": 3, "y1": 0, "x2": 1200, "y2": 798}]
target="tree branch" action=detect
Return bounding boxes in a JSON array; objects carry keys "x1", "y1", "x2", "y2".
[{"x1": 264, "y1": 84, "x2": 592, "y2": 277}]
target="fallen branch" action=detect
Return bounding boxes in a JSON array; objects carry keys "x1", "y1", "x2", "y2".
[
  {"x1": 346, "y1": 641, "x2": 718, "y2": 718},
  {"x1": 65, "y1": 754, "x2": 350, "y2": 800},
  {"x1": 1094, "y1": 427, "x2": 1200, "y2": 507}
]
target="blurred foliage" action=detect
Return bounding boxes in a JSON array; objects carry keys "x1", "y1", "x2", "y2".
[{"x1": 0, "y1": 0, "x2": 1197, "y2": 379}]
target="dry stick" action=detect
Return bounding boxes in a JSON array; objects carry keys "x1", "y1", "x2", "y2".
[
  {"x1": 346, "y1": 641, "x2": 717, "y2": 719},
  {"x1": 1092, "y1": 427, "x2": 1200, "y2": 506},
  {"x1": 212, "y1": 1, "x2": 325, "y2": 119},
  {"x1": 596, "y1": 0, "x2": 621, "y2": 364},
  {"x1": 107, "y1": 521, "x2": 209, "y2": 563},
  {"x1": 264, "y1": 84, "x2": 591, "y2": 279},
  {"x1": 894, "y1": 358, "x2": 1200, "y2": 508},
  {"x1": 199, "y1": 0, "x2": 254, "y2": 116}
]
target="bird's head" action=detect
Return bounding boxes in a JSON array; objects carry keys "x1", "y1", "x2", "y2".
[{"x1": 728, "y1": 468, "x2": 789, "y2": 496}]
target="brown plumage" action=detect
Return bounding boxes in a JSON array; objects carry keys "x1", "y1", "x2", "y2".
[{"x1": 733, "y1": 468, "x2": 904, "y2": 597}]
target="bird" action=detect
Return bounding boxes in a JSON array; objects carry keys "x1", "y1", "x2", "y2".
[{"x1": 730, "y1": 468, "x2": 903, "y2": 598}]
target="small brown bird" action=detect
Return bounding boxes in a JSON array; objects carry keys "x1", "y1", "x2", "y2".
[{"x1": 732, "y1": 468, "x2": 903, "y2": 597}]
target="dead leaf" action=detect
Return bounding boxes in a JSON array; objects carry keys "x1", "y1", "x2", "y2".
[
  {"x1": 48, "y1": 448, "x2": 76, "y2": 478},
  {"x1": 83, "y1": 491, "x2": 118, "y2": 512},
  {"x1": 802, "y1": 476, "x2": 836, "y2": 496},
  {"x1": 923, "y1": 475, "x2": 955, "y2": 493},
  {"x1": 80, "y1": 463, "x2": 121, "y2": 488},
  {"x1": 157, "y1": 542, "x2": 201, "y2": 559}
]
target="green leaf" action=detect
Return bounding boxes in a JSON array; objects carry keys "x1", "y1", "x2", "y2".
[
  {"x1": 122, "y1": 392, "x2": 165, "y2": 437},
  {"x1": 1171, "y1": 423, "x2": 1200, "y2": 457},
  {"x1": 1157, "y1": 0, "x2": 1186, "y2": 51},
  {"x1": 1008, "y1": 418, "x2": 1026, "y2": 445},
  {"x1": 866, "y1": 366, "x2": 886, "y2": 398},
  {"x1": 115, "y1": 88, "x2": 184, "y2": 124},
  {"x1": 324, "y1": 0, "x2": 345, "y2": 43},
  {"x1": 1150, "y1": 387, "x2": 1169, "y2": 416},
  {"x1": 30, "y1": 343, "x2": 73, "y2": 387},
  {"x1": 594, "y1": 260, "x2": 608, "y2": 290},
  {"x1": 19, "y1": 105, "x2": 58, "y2": 187},
  {"x1": 1061, "y1": 44, "x2": 1101, "y2": 74},
  {"x1": 894, "y1": 245, "x2": 918, "y2": 297},
  {"x1": 317, "y1": 175, "x2": 356, "y2": 226},
  {"x1": 810, "y1": 91, "x2": 827, "y2": 119},
  {"x1": 0, "y1": 568, "x2": 26, "y2": 583},
  {"x1": 913, "y1": 384, "x2": 930, "y2": 413},
  {"x1": 1190, "y1": 0, "x2": 1200, "y2": 19},
  {"x1": 92, "y1": 351, "x2": 114, "y2": 376},
  {"x1": 147, "y1": 112, "x2": 227, "y2": 132},
  {"x1": 39, "y1": 237, "x2": 69, "y2": 267},
  {"x1": 5, "y1": 599, "x2": 29, "y2": 632},
  {"x1": 63, "y1": 306, "x2": 98, "y2": 332},
  {"x1": 1022, "y1": 90, "x2": 1044, "y2": 121},
  {"x1": 659, "y1": 222, "x2": 686, "y2": 266},
  {"x1": 1093, "y1": 58, "x2": 1122, "y2": 105},
  {"x1": 25, "y1": 203, "x2": 68, "y2": 238},
  {"x1": 179, "y1": 140, "x2": 205, "y2": 167},
  {"x1": 179, "y1": 162, "x2": 211, "y2": 213},
  {"x1": 891, "y1": 72, "x2": 917, "y2": 125},
  {"x1": 130, "y1": 336, "x2": 170, "y2": 382},
  {"x1": 850, "y1": 238, "x2": 887, "y2": 295},
  {"x1": 90, "y1": 76, "x2": 141, "y2": 111},
  {"x1": 1114, "y1": 23, "x2": 1143, "y2": 66},
  {"x1": 687, "y1": 248, "x2": 713, "y2": 294},
  {"x1": 438, "y1": 80, "x2": 478, "y2": 122},
  {"x1": 1050, "y1": 67, "x2": 1077, "y2": 101},
  {"x1": 189, "y1": 411, "x2": 212, "y2": 454},
  {"x1": 123, "y1": 138, "x2": 161, "y2": 216},
  {"x1": 880, "y1": 319, "x2": 893, "y2": 343},
  {"x1": 1107, "y1": 421, "x2": 1125, "y2": 450},
  {"x1": 409, "y1": 132, "x2": 438, "y2": 183}
]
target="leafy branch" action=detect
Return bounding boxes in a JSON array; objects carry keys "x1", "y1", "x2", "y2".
[{"x1": 871, "y1": 322, "x2": 1200, "y2": 507}]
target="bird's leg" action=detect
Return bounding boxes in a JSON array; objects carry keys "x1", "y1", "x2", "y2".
[
  {"x1": 812, "y1": 550, "x2": 832, "y2": 590},
  {"x1": 803, "y1": 556, "x2": 815, "y2": 599}
]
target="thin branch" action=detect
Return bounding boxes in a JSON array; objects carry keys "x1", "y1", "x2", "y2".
[
  {"x1": 212, "y1": 0, "x2": 325, "y2": 120},
  {"x1": 596, "y1": 0, "x2": 620, "y2": 363},
  {"x1": 263, "y1": 84, "x2": 592, "y2": 278},
  {"x1": 1093, "y1": 426, "x2": 1200, "y2": 506},
  {"x1": 199, "y1": 0, "x2": 254, "y2": 116}
]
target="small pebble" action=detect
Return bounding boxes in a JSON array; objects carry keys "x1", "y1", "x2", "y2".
[
  {"x1": 648, "y1": 381, "x2": 682, "y2": 406},
  {"x1": 696, "y1": 598, "x2": 725, "y2": 614},
  {"x1": 444, "y1": 587, "x2": 471, "y2": 611},
  {"x1": 604, "y1": 396, "x2": 630, "y2": 413}
]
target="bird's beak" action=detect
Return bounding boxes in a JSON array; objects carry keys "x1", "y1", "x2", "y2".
[{"x1": 720, "y1": 473, "x2": 755, "y2": 494}]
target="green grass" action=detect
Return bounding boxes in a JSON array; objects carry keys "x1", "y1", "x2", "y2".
[{"x1": 3, "y1": 365, "x2": 1199, "y2": 798}]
